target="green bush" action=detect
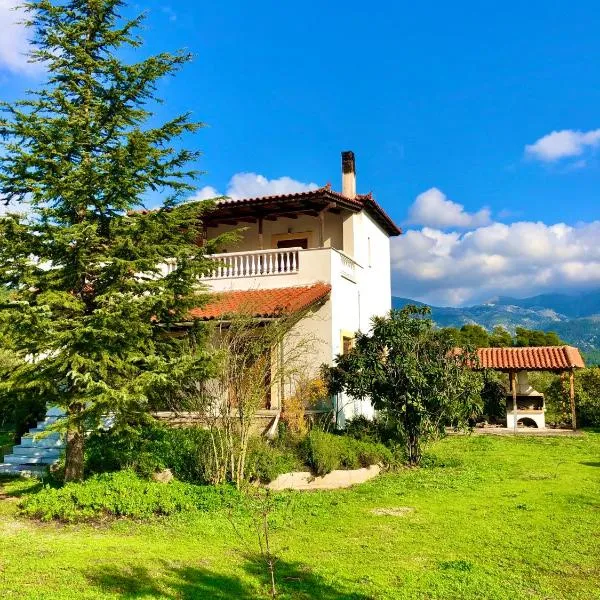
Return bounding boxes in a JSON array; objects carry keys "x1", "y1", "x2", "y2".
[
  {"x1": 577, "y1": 368, "x2": 600, "y2": 427},
  {"x1": 153, "y1": 427, "x2": 216, "y2": 484},
  {"x1": 344, "y1": 415, "x2": 402, "y2": 447},
  {"x1": 344, "y1": 416, "x2": 383, "y2": 442},
  {"x1": 20, "y1": 470, "x2": 238, "y2": 522},
  {"x1": 302, "y1": 430, "x2": 341, "y2": 475},
  {"x1": 85, "y1": 425, "x2": 166, "y2": 478},
  {"x1": 245, "y1": 437, "x2": 302, "y2": 483},
  {"x1": 85, "y1": 424, "x2": 216, "y2": 484},
  {"x1": 302, "y1": 429, "x2": 392, "y2": 476}
]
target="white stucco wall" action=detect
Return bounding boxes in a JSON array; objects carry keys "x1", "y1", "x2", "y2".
[
  {"x1": 352, "y1": 212, "x2": 392, "y2": 331},
  {"x1": 273, "y1": 299, "x2": 333, "y2": 409},
  {"x1": 201, "y1": 207, "x2": 395, "y2": 425}
]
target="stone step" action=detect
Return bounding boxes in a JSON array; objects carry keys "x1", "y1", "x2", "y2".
[
  {"x1": 0, "y1": 463, "x2": 46, "y2": 476},
  {"x1": 22, "y1": 430, "x2": 62, "y2": 441},
  {"x1": 19, "y1": 437, "x2": 64, "y2": 449},
  {"x1": 36, "y1": 416, "x2": 63, "y2": 427},
  {"x1": 46, "y1": 407, "x2": 65, "y2": 417},
  {"x1": 28, "y1": 426, "x2": 55, "y2": 434},
  {"x1": 3, "y1": 453, "x2": 58, "y2": 465},
  {"x1": 12, "y1": 447, "x2": 62, "y2": 458}
]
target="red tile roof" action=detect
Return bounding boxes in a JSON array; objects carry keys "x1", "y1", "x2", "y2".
[
  {"x1": 475, "y1": 346, "x2": 585, "y2": 371},
  {"x1": 189, "y1": 283, "x2": 331, "y2": 321},
  {"x1": 134, "y1": 185, "x2": 401, "y2": 236},
  {"x1": 210, "y1": 186, "x2": 402, "y2": 236}
]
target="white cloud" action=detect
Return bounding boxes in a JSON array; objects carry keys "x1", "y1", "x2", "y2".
[
  {"x1": 189, "y1": 173, "x2": 318, "y2": 203},
  {"x1": 407, "y1": 188, "x2": 491, "y2": 229},
  {"x1": 0, "y1": 1, "x2": 40, "y2": 75},
  {"x1": 391, "y1": 219, "x2": 600, "y2": 305},
  {"x1": 226, "y1": 173, "x2": 318, "y2": 199},
  {"x1": 187, "y1": 186, "x2": 221, "y2": 202},
  {"x1": 525, "y1": 129, "x2": 600, "y2": 162}
]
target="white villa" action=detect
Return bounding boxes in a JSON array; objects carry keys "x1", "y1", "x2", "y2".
[{"x1": 189, "y1": 151, "x2": 401, "y2": 424}]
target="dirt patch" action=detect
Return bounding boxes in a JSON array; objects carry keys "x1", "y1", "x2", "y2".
[
  {"x1": 371, "y1": 507, "x2": 415, "y2": 517},
  {"x1": 0, "y1": 518, "x2": 31, "y2": 535}
]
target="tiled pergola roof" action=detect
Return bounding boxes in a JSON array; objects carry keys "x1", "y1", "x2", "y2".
[{"x1": 475, "y1": 346, "x2": 585, "y2": 372}]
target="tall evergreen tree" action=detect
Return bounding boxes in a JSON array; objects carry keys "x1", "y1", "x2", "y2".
[{"x1": 0, "y1": 0, "x2": 220, "y2": 480}]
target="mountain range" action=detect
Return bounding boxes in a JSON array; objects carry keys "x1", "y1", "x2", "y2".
[{"x1": 392, "y1": 289, "x2": 600, "y2": 359}]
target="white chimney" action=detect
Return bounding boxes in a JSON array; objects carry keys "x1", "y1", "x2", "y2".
[{"x1": 342, "y1": 151, "x2": 356, "y2": 198}]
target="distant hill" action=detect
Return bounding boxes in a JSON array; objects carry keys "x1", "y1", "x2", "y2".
[
  {"x1": 392, "y1": 290, "x2": 600, "y2": 362},
  {"x1": 491, "y1": 290, "x2": 600, "y2": 319}
]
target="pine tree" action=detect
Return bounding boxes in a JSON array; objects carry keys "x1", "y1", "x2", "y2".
[{"x1": 0, "y1": 0, "x2": 220, "y2": 481}]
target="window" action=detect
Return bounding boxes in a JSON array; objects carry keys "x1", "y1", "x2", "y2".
[{"x1": 342, "y1": 335, "x2": 354, "y2": 355}]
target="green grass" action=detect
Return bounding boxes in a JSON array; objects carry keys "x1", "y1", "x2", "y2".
[{"x1": 1, "y1": 433, "x2": 599, "y2": 599}]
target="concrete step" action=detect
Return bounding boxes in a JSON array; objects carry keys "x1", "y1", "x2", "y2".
[
  {"x1": 36, "y1": 416, "x2": 63, "y2": 427},
  {"x1": 3, "y1": 453, "x2": 57, "y2": 465},
  {"x1": 21, "y1": 431, "x2": 63, "y2": 443},
  {"x1": 28, "y1": 427, "x2": 55, "y2": 434},
  {"x1": 0, "y1": 463, "x2": 46, "y2": 476},
  {"x1": 18, "y1": 439, "x2": 65, "y2": 450},
  {"x1": 46, "y1": 407, "x2": 65, "y2": 418},
  {"x1": 12, "y1": 447, "x2": 62, "y2": 458}
]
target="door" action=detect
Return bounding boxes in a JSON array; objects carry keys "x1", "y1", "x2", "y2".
[{"x1": 276, "y1": 238, "x2": 308, "y2": 249}]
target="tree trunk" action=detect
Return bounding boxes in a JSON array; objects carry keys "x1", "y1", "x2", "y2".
[
  {"x1": 406, "y1": 431, "x2": 421, "y2": 466},
  {"x1": 64, "y1": 404, "x2": 85, "y2": 482},
  {"x1": 569, "y1": 370, "x2": 577, "y2": 431}
]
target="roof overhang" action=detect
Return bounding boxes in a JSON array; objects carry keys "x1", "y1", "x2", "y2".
[{"x1": 201, "y1": 187, "x2": 402, "y2": 236}]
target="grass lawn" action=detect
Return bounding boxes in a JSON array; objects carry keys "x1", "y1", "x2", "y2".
[{"x1": 0, "y1": 433, "x2": 599, "y2": 600}]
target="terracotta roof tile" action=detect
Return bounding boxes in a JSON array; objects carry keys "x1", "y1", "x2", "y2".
[
  {"x1": 134, "y1": 187, "x2": 402, "y2": 236},
  {"x1": 475, "y1": 346, "x2": 585, "y2": 371},
  {"x1": 212, "y1": 187, "x2": 402, "y2": 236},
  {"x1": 189, "y1": 283, "x2": 331, "y2": 321}
]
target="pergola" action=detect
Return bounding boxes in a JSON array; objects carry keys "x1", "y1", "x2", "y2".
[{"x1": 474, "y1": 346, "x2": 586, "y2": 431}]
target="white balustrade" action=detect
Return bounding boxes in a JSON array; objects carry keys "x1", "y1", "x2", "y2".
[
  {"x1": 340, "y1": 252, "x2": 357, "y2": 281},
  {"x1": 202, "y1": 248, "x2": 301, "y2": 279}
]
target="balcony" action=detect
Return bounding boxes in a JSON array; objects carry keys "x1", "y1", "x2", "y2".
[
  {"x1": 198, "y1": 247, "x2": 361, "y2": 292},
  {"x1": 203, "y1": 248, "x2": 301, "y2": 279}
]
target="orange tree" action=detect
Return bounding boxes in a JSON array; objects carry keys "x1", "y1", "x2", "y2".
[{"x1": 326, "y1": 306, "x2": 482, "y2": 465}]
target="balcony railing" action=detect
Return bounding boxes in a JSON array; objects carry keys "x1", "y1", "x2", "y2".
[{"x1": 201, "y1": 248, "x2": 301, "y2": 279}]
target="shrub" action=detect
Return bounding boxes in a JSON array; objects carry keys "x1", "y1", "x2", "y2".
[
  {"x1": 344, "y1": 415, "x2": 402, "y2": 447},
  {"x1": 153, "y1": 427, "x2": 216, "y2": 484},
  {"x1": 20, "y1": 470, "x2": 239, "y2": 522},
  {"x1": 85, "y1": 425, "x2": 167, "y2": 478},
  {"x1": 353, "y1": 439, "x2": 393, "y2": 468},
  {"x1": 577, "y1": 368, "x2": 600, "y2": 427},
  {"x1": 301, "y1": 429, "x2": 392, "y2": 476},
  {"x1": 302, "y1": 429, "x2": 341, "y2": 475},
  {"x1": 281, "y1": 377, "x2": 329, "y2": 435},
  {"x1": 245, "y1": 437, "x2": 302, "y2": 483},
  {"x1": 85, "y1": 424, "x2": 217, "y2": 484},
  {"x1": 344, "y1": 416, "x2": 382, "y2": 442}
]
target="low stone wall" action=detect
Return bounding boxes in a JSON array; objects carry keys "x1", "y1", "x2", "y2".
[
  {"x1": 267, "y1": 464, "x2": 381, "y2": 491},
  {"x1": 152, "y1": 410, "x2": 280, "y2": 436}
]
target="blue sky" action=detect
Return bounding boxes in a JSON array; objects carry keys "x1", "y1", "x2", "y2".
[{"x1": 2, "y1": 1, "x2": 600, "y2": 306}]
